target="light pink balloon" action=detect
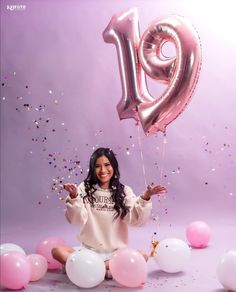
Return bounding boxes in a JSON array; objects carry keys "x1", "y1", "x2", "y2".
[
  {"x1": 0, "y1": 252, "x2": 31, "y2": 290},
  {"x1": 27, "y1": 254, "x2": 48, "y2": 281},
  {"x1": 36, "y1": 236, "x2": 67, "y2": 270},
  {"x1": 186, "y1": 221, "x2": 211, "y2": 248},
  {"x1": 103, "y1": 9, "x2": 201, "y2": 135},
  {"x1": 103, "y1": 8, "x2": 154, "y2": 121},
  {"x1": 109, "y1": 247, "x2": 147, "y2": 287},
  {"x1": 138, "y1": 15, "x2": 201, "y2": 134}
]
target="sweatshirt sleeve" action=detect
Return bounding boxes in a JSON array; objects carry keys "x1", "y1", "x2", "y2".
[
  {"x1": 123, "y1": 185, "x2": 152, "y2": 226},
  {"x1": 65, "y1": 183, "x2": 88, "y2": 225}
]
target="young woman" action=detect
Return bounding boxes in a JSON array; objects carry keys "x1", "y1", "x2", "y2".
[{"x1": 52, "y1": 147, "x2": 166, "y2": 277}]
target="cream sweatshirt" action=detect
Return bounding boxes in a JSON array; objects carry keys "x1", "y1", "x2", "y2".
[{"x1": 65, "y1": 182, "x2": 152, "y2": 253}]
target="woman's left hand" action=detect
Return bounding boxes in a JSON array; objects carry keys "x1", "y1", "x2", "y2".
[{"x1": 141, "y1": 184, "x2": 167, "y2": 200}]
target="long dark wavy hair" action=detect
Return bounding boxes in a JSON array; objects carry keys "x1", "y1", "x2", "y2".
[{"x1": 83, "y1": 147, "x2": 130, "y2": 220}]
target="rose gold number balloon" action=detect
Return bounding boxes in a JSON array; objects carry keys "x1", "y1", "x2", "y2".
[
  {"x1": 103, "y1": 8, "x2": 153, "y2": 121},
  {"x1": 103, "y1": 8, "x2": 201, "y2": 135},
  {"x1": 138, "y1": 15, "x2": 201, "y2": 134}
]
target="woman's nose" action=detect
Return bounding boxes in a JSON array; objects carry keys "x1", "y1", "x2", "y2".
[{"x1": 100, "y1": 165, "x2": 106, "y2": 172}]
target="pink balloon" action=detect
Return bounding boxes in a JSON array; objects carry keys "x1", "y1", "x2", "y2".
[
  {"x1": 103, "y1": 9, "x2": 201, "y2": 135},
  {"x1": 27, "y1": 254, "x2": 48, "y2": 281},
  {"x1": 36, "y1": 237, "x2": 67, "y2": 269},
  {"x1": 103, "y1": 8, "x2": 154, "y2": 121},
  {"x1": 186, "y1": 221, "x2": 211, "y2": 248},
  {"x1": 138, "y1": 15, "x2": 201, "y2": 134},
  {"x1": 109, "y1": 247, "x2": 147, "y2": 287},
  {"x1": 0, "y1": 252, "x2": 31, "y2": 290}
]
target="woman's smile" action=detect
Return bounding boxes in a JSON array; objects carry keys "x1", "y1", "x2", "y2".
[{"x1": 95, "y1": 155, "x2": 114, "y2": 189}]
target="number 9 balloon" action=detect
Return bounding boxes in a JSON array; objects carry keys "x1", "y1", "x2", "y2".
[{"x1": 103, "y1": 8, "x2": 201, "y2": 135}]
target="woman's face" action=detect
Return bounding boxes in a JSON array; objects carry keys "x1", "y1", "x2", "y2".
[{"x1": 95, "y1": 155, "x2": 114, "y2": 189}]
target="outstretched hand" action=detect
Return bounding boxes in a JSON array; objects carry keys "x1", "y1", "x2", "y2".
[
  {"x1": 63, "y1": 183, "x2": 78, "y2": 199},
  {"x1": 141, "y1": 183, "x2": 167, "y2": 201}
]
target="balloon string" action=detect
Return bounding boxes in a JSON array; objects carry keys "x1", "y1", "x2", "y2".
[
  {"x1": 159, "y1": 133, "x2": 167, "y2": 184},
  {"x1": 137, "y1": 124, "x2": 148, "y2": 189}
]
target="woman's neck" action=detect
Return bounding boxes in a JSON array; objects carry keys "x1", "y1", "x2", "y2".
[{"x1": 98, "y1": 182, "x2": 109, "y2": 189}]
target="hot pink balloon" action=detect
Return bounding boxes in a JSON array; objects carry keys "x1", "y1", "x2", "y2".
[
  {"x1": 36, "y1": 237, "x2": 67, "y2": 270},
  {"x1": 109, "y1": 247, "x2": 147, "y2": 287},
  {"x1": 0, "y1": 252, "x2": 31, "y2": 290},
  {"x1": 186, "y1": 221, "x2": 211, "y2": 248},
  {"x1": 27, "y1": 254, "x2": 48, "y2": 281}
]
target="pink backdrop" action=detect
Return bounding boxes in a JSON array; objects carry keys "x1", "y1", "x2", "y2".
[{"x1": 0, "y1": 1, "x2": 235, "y2": 290}]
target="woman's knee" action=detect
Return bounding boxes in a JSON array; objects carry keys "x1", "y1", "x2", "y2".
[
  {"x1": 51, "y1": 247, "x2": 60, "y2": 259},
  {"x1": 51, "y1": 245, "x2": 68, "y2": 259}
]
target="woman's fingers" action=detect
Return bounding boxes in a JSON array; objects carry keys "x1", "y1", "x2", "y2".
[
  {"x1": 63, "y1": 183, "x2": 77, "y2": 192},
  {"x1": 149, "y1": 185, "x2": 167, "y2": 195}
]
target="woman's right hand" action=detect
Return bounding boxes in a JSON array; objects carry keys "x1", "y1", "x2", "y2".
[{"x1": 63, "y1": 183, "x2": 78, "y2": 199}]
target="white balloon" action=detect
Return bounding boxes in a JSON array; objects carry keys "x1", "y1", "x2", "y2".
[
  {"x1": 154, "y1": 238, "x2": 191, "y2": 273},
  {"x1": 0, "y1": 243, "x2": 26, "y2": 255},
  {"x1": 217, "y1": 250, "x2": 236, "y2": 291},
  {"x1": 65, "y1": 248, "x2": 106, "y2": 288}
]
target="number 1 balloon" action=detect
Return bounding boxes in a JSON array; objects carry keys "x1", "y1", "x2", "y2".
[
  {"x1": 103, "y1": 8, "x2": 201, "y2": 135},
  {"x1": 103, "y1": 8, "x2": 153, "y2": 121}
]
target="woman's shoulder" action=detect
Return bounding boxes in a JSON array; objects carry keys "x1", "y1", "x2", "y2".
[
  {"x1": 123, "y1": 184, "x2": 134, "y2": 195},
  {"x1": 77, "y1": 182, "x2": 86, "y2": 196},
  {"x1": 78, "y1": 181, "x2": 85, "y2": 189}
]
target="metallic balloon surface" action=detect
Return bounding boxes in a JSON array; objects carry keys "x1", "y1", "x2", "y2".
[
  {"x1": 103, "y1": 8, "x2": 153, "y2": 121},
  {"x1": 103, "y1": 9, "x2": 201, "y2": 134},
  {"x1": 138, "y1": 15, "x2": 201, "y2": 134}
]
